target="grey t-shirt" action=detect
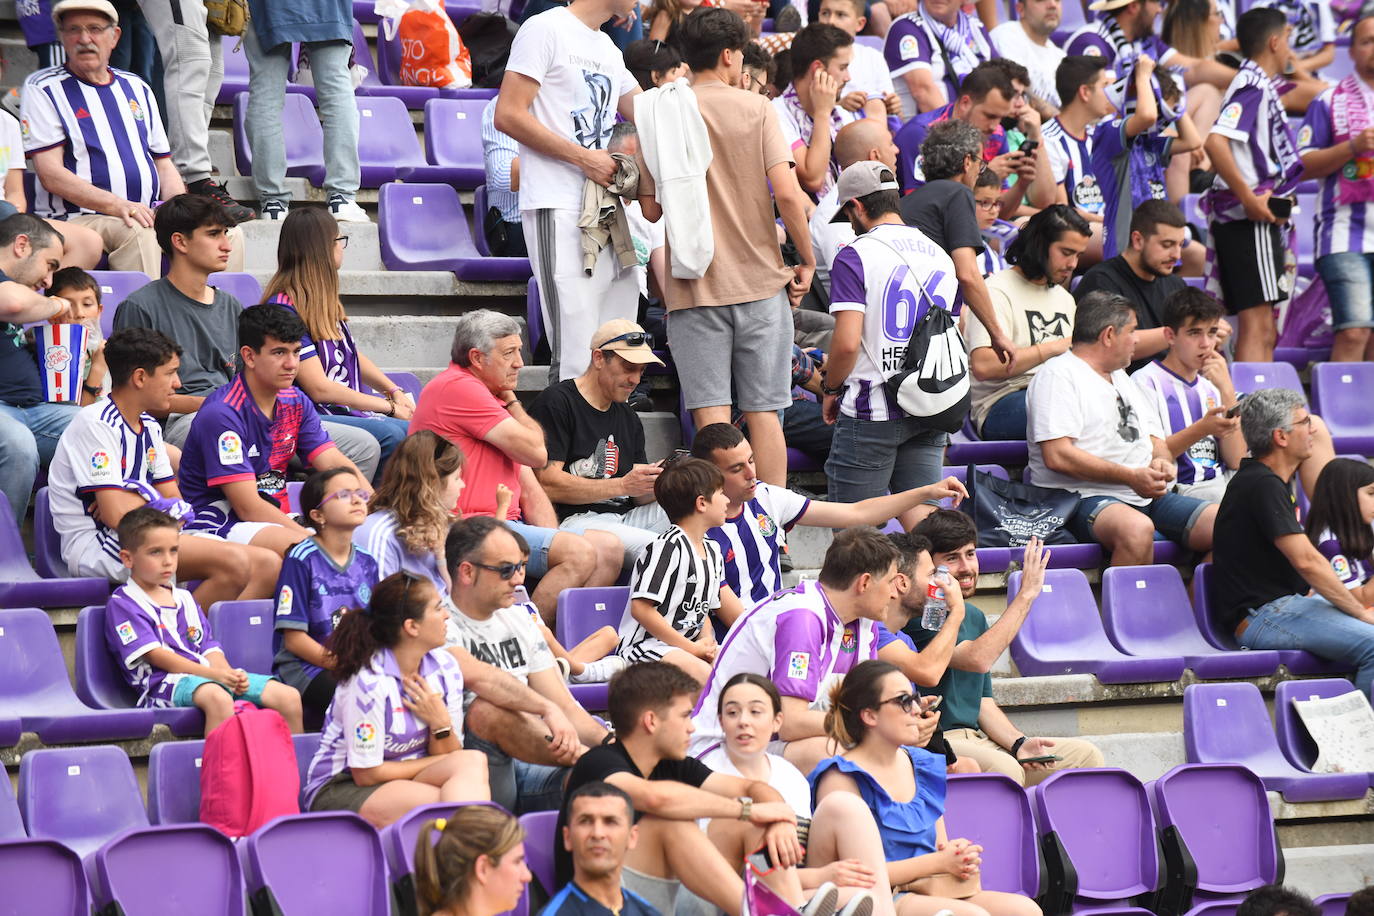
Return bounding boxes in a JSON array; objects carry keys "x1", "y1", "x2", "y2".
[{"x1": 113, "y1": 278, "x2": 243, "y2": 397}]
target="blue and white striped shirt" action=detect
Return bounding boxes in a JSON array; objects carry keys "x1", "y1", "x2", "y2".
[{"x1": 481, "y1": 96, "x2": 520, "y2": 224}]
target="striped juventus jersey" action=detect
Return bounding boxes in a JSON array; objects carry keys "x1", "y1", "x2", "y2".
[
  {"x1": 20, "y1": 65, "x2": 170, "y2": 217},
  {"x1": 620, "y1": 526, "x2": 724, "y2": 649},
  {"x1": 1044, "y1": 117, "x2": 1106, "y2": 217},
  {"x1": 1130, "y1": 359, "x2": 1226, "y2": 486},
  {"x1": 47, "y1": 398, "x2": 174, "y2": 567},
  {"x1": 708, "y1": 482, "x2": 811, "y2": 606}
]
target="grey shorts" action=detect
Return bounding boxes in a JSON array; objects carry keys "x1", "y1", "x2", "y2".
[
  {"x1": 309, "y1": 770, "x2": 382, "y2": 813},
  {"x1": 669, "y1": 291, "x2": 794, "y2": 413}
]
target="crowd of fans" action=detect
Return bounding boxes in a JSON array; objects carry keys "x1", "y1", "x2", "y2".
[{"x1": 4, "y1": 0, "x2": 1374, "y2": 909}]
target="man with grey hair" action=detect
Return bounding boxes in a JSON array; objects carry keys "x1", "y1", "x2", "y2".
[
  {"x1": 411, "y1": 309, "x2": 624, "y2": 623},
  {"x1": 1027, "y1": 290, "x2": 1217, "y2": 566},
  {"x1": 1213, "y1": 388, "x2": 1374, "y2": 694}
]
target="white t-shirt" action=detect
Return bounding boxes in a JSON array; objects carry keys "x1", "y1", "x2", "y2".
[
  {"x1": 0, "y1": 111, "x2": 21, "y2": 176},
  {"x1": 698, "y1": 747, "x2": 813, "y2": 818},
  {"x1": 445, "y1": 602, "x2": 556, "y2": 703},
  {"x1": 504, "y1": 6, "x2": 637, "y2": 212},
  {"x1": 1026, "y1": 350, "x2": 1164, "y2": 505},
  {"x1": 847, "y1": 43, "x2": 896, "y2": 101},
  {"x1": 988, "y1": 21, "x2": 1064, "y2": 108}
]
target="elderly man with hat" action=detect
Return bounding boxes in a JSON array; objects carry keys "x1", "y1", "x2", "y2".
[{"x1": 529, "y1": 320, "x2": 671, "y2": 567}]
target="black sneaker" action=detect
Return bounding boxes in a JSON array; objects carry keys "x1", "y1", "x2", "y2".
[{"x1": 187, "y1": 177, "x2": 257, "y2": 223}]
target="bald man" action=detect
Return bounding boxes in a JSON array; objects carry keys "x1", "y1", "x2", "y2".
[{"x1": 812, "y1": 119, "x2": 902, "y2": 281}]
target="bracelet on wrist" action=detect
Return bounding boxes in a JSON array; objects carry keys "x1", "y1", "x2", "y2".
[{"x1": 1010, "y1": 736, "x2": 1028, "y2": 759}]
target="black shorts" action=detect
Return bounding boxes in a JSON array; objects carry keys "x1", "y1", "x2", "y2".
[{"x1": 1211, "y1": 219, "x2": 1291, "y2": 313}]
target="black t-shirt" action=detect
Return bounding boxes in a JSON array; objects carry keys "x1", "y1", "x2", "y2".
[
  {"x1": 1211, "y1": 458, "x2": 1308, "y2": 633},
  {"x1": 1073, "y1": 255, "x2": 1185, "y2": 373},
  {"x1": 529, "y1": 379, "x2": 649, "y2": 520},
  {"x1": 0, "y1": 267, "x2": 43, "y2": 407},
  {"x1": 898, "y1": 180, "x2": 985, "y2": 254}
]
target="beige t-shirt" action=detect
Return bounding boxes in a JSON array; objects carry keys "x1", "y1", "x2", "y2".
[
  {"x1": 639, "y1": 79, "x2": 796, "y2": 311},
  {"x1": 964, "y1": 267, "x2": 1076, "y2": 431}
]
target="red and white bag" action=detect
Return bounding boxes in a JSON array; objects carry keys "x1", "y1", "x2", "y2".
[{"x1": 377, "y1": 0, "x2": 473, "y2": 89}]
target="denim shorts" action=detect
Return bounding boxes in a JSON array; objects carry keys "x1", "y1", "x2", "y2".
[
  {"x1": 503, "y1": 520, "x2": 557, "y2": 578},
  {"x1": 171, "y1": 671, "x2": 276, "y2": 707},
  {"x1": 1068, "y1": 491, "x2": 1209, "y2": 546},
  {"x1": 1315, "y1": 251, "x2": 1374, "y2": 331}
]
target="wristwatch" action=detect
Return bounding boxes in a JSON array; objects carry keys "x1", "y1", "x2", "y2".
[
  {"x1": 1010, "y1": 736, "x2": 1028, "y2": 759},
  {"x1": 431, "y1": 725, "x2": 454, "y2": 741},
  {"x1": 737, "y1": 796, "x2": 753, "y2": 821},
  {"x1": 820, "y1": 379, "x2": 845, "y2": 397}
]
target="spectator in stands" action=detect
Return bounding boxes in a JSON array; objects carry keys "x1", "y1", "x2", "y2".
[
  {"x1": 1237, "y1": 887, "x2": 1321, "y2": 916},
  {"x1": 817, "y1": 0, "x2": 900, "y2": 119},
  {"x1": 179, "y1": 303, "x2": 365, "y2": 555},
  {"x1": 47, "y1": 267, "x2": 109, "y2": 403},
  {"x1": 415, "y1": 806, "x2": 530, "y2": 916},
  {"x1": 812, "y1": 117, "x2": 900, "y2": 288},
  {"x1": 412, "y1": 310, "x2": 622, "y2": 622},
  {"x1": 1306, "y1": 458, "x2": 1374, "y2": 607},
  {"x1": 480, "y1": 95, "x2": 527, "y2": 259},
  {"x1": 264, "y1": 207, "x2": 414, "y2": 479},
  {"x1": 495, "y1": 0, "x2": 641, "y2": 382},
  {"x1": 883, "y1": 0, "x2": 995, "y2": 119},
  {"x1": 967, "y1": 205, "x2": 1088, "y2": 441},
  {"x1": 972, "y1": 168, "x2": 1010, "y2": 277},
  {"x1": 1028, "y1": 291, "x2": 1219, "y2": 565},
  {"x1": 1043, "y1": 56, "x2": 1117, "y2": 256},
  {"x1": 1064, "y1": 0, "x2": 1235, "y2": 93},
  {"x1": 908, "y1": 511, "x2": 1103, "y2": 783},
  {"x1": 776, "y1": 24, "x2": 862, "y2": 199},
  {"x1": 822, "y1": 161, "x2": 961, "y2": 511},
  {"x1": 625, "y1": 37, "x2": 690, "y2": 90},
  {"x1": 545, "y1": 783, "x2": 657, "y2": 916},
  {"x1": 243, "y1": 0, "x2": 364, "y2": 222},
  {"x1": 272, "y1": 467, "x2": 379, "y2": 720},
  {"x1": 1298, "y1": 16, "x2": 1374, "y2": 363},
  {"x1": 106, "y1": 506, "x2": 305, "y2": 737},
  {"x1": 1203, "y1": 7, "x2": 1305, "y2": 363},
  {"x1": 0, "y1": 214, "x2": 82, "y2": 522},
  {"x1": 1267, "y1": 0, "x2": 1335, "y2": 79},
  {"x1": 529, "y1": 321, "x2": 669, "y2": 563},
  {"x1": 874, "y1": 532, "x2": 969, "y2": 692},
  {"x1": 989, "y1": 0, "x2": 1064, "y2": 109},
  {"x1": 1074, "y1": 200, "x2": 1188, "y2": 373},
  {"x1": 302, "y1": 570, "x2": 492, "y2": 827},
  {"x1": 637, "y1": 8, "x2": 815, "y2": 489},
  {"x1": 813, "y1": 660, "x2": 1044, "y2": 916},
  {"x1": 445, "y1": 517, "x2": 609, "y2": 814},
  {"x1": 742, "y1": 40, "x2": 774, "y2": 95},
  {"x1": 1345, "y1": 886, "x2": 1374, "y2": 916},
  {"x1": 47, "y1": 326, "x2": 280, "y2": 603}
]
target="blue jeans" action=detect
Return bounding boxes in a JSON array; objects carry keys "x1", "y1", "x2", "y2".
[
  {"x1": 316, "y1": 413, "x2": 409, "y2": 482},
  {"x1": 1239, "y1": 593, "x2": 1374, "y2": 696},
  {"x1": 824, "y1": 414, "x2": 948, "y2": 505},
  {"x1": 0, "y1": 401, "x2": 79, "y2": 522},
  {"x1": 783, "y1": 398, "x2": 833, "y2": 464},
  {"x1": 1315, "y1": 251, "x2": 1374, "y2": 331},
  {"x1": 243, "y1": 25, "x2": 359, "y2": 201},
  {"x1": 464, "y1": 729, "x2": 566, "y2": 814},
  {"x1": 978, "y1": 388, "x2": 1028, "y2": 441}
]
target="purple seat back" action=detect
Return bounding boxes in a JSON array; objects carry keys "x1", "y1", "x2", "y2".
[
  {"x1": 217, "y1": 33, "x2": 250, "y2": 103},
  {"x1": 91, "y1": 824, "x2": 243, "y2": 916},
  {"x1": 1315, "y1": 895, "x2": 1354, "y2": 916},
  {"x1": 233, "y1": 92, "x2": 325, "y2": 180},
  {"x1": 423, "y1": 98, "x2": 488, "y2": 170},
  {"x1": 73, "y1": 604, "x2": 141, "y2": 710},
  {"x1": 0, "y1": 492, "x2": 52, "y2": 590},
  {"x1": 555, "y1": 586, "x2": 631, "y2": 648},
  {"x1": 0, "y1": 771, "x2": 24, "y2": 840},
  {"x1": 0, "y1": 492, "x2": 110, "y2": 608},
  {"x1": 93, "y1": 270, "x2": 153, "y2": 337},
  {"x1": 244, "y1": 812, "x2": 390, "y2": 915},
  {"x1": 206, "y1": 600, "x2": 275, "y2": 673},
  {"x1": 0, "y1": 838, "x2": 88, "y2": 915},
  {"x1": 382, "y1": 801, "x2": 510, "y2": 877},
  {"x1": 518, "y1": 809, "x2": 558, "y2": 894},
  {"x1": 473, "y1": 185, "x2": 492, "y2": 256},
  {"x1": 18, "y1": 745, "x2": 149, "y2": 858},
  {"x1": 32, "y1": 486, "x2": 64, "y2": 580},
  {"x1": 1273, "y1": 678, "x2": 1370, "y2": 780},
  {"x1": 1229, "y1": 362, "x2": 1306, "y2": 402},
  {"x1": 352, "y1": 19, "x2": 384, "y2": 85},
  {"x1": 378, "y1": 182, "x2": 481, "y2": 271},
  {"x1": 944, "y1": 774, "x2": 1040, "y2": 896},
  {"x1": 212, "y1": 271, "x2": 265, "y2": 307},
  {"x1": 1032, "y1": 768, "x2": 1160, "y2": 900},
  {"x1": 1149, "y1": 764, "x2": 1278, "y2": 893},
  {"x1": 1310, "y1": 362, "x2": 1374, "y2": 453},
  {"x1": 146, "y1": 738, "x2": 206, "y2": 825},
  {"x1": 356, "y1": 96, "x2": 426, "y2": 184}
]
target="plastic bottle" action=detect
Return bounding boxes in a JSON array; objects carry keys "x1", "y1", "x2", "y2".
[{"x1": 922, "y1": 565, "x2": 950, "y2": 630}]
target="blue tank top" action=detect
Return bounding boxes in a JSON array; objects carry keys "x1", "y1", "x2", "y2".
[{"x1": 808, "y1": 747, "x2": 947, "y2": 862}]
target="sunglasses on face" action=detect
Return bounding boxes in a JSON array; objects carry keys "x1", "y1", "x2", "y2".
[
  {"x1": 470, "y1": 560, "x2": 528, "y2": 580},
  {"x1": 878, "y1": 692, "x2": 918, "y2": 714}
]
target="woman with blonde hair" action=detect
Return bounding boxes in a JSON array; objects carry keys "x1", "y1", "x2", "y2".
[
  {"x1": 414, "y1": 805, "x2": 530, "y2": 916},
  {"x1": 264, "y1": 206, "x2": 415, "y2": 478}
]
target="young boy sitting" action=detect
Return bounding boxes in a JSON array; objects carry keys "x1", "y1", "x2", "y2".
[
  {"x1": 616, "y1": 457, "x2": 744, "y2": 681},
  {"x1": 973, "y1": 167, "x2": 1009, "y2": 277},
  {"x1": 47, "y1": 267, "x2": 108, "y2": 404},
  {"x1": 104, "y1": 506, "x2": 303, "y2": 737}
]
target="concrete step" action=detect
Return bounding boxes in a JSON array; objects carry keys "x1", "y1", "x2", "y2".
[
  {"x1": 1283, "y1": 843, "x2": 1374, "y2": 896},
  {"x1": 240, "y1": 217, "x2": 385, "y2": 272},
  {"x1": 249, "y1": 269, "x2": 524, "y2": 313}
]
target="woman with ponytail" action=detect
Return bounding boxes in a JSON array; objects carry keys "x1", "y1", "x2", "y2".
[
  {"x1": 809, "y1": 660, "x2": 1041, "y2": 916},
  {"x1": 413, "y1": 805, "x2": 530, "y2": 916},
  {"x1": 302, "y1": 571, "x2": 490, "y2": 827}
]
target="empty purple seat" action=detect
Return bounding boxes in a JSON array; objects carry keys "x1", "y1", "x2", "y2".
[
  {"x1": 555, "y1": 586, "x2": 630, "y2": 648},
  {"x1": 1315, "y1": 895, "x2": 1353, "y2": 916},
  {"x1": 0, "y1": 607, "x2": 155, "y2": 742},
  {"x1": 244, "y1": 812, "x2": 390, "y2": 915},
  {"x1": 518, "y1": 809, "x2": 558, "y2": 894},
  {"x1": 1182, "y1": 682, "x2": 1369, "y2": 802},
  {"x1": 0, "y1": 492, "x2": 111, "y2": 609},
  {"x1": 946, "y1": 418, "x2": 1029, "y2": 466},
  {"x1": 0, "y1": 838, "x2": 88, "y2": 915},
  {"x1": 1006, "y1": 568, "x2": 1186, "y2": 683},
  {"x1": 355, "y1": 96, "x2": 428, "y2": 187},
  {"x1": 1310, "y1": 362, "x2": 1374, "y2": 454},
  {"x1": 32, "y1": 486, "x2": 65, "y2": 580},
  {"x1": 944, "y1": 773, "x2": 1041, "y2": 896},
  {"x1": 19, "y1": 745, "x2": 150, "y2": 857},
  {"x1": 206, "y1": 599, "x2": 276, "y2": 673},
  {"x1": 378, "y1": 183, "x2": 532, "y2": 281},
  {"x1": 90, "y1": 824, "x2": 243, "y2": 916},
  {"x1": 1044, "y1": 542, "x2": 1104, "y2": 570},
  {"x1": 1229, "y1": 362, "x2": 1306, "y2": 401},
  {"x1": 212, "y1": 271, "x2": 264, "y2": 307},
  {"x1": 92, "y1": 270, "x2": 153, "y2": 337},
  {"x1": 233, "y1": 92, "x2": 325, "y2": 182},
  {"x1": 1100, "y1": 566, "x2": 1282, "y2": 679},
  {"x1": 218, "y1": 34, "x2": 313, "y2": 104},
  {"x1": 149, "y1": 733, "x2": 319, "y2": 824},
  {"x1": 416, "y1": 98, "x2": 491, "y2": 188},
  {"x1": 74, "y1": 604, "x2": 204, "y2": 736},
  {"x1": 1273, "y1": 678, "x2": 1374, "y2": 787},
  {"x1": 0, "y1": 770, "x2": 25, "y2": 839}
]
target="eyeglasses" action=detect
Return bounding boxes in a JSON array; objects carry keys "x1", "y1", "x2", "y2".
[
  {"x1": 336, "y1": 236, "x2": 350, "y2": 249},
  {"x1": 877, "y1": 692, "x2": 918, "y2": 714},
  {"x1": 469, "y1": 560, "x2": 527, "y2": 580},
  {"x1": 975, "y1": 198, "x2": 1000, "y2": 212},
  {"x1": 1116, "y1": 392, "x2": 1139, "y2": 442},
  {"x1": 599, "y1": 331, "x2": 654, "y2": 349},
  {"x1": 61, "y1": 24, "x2": 114, "y2": 38},
  {"x1": 319, "y1": 487, "x2": 370, "y2": 507}
]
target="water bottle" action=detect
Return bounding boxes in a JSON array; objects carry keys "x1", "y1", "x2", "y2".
[{"x1": 922, "y1": 565, "x2": 950, "y2": 630}]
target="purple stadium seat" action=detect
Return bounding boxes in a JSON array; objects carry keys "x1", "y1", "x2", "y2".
[
  {"x1": 1182, "y1": 682, "x2": 1369, "y2": 802},
  {"x1": 1229, "y1": 362, "x2": 1306, "y2": 401},
  {"x1": 32, "y1": 486, "x2": 65, "y2": 580},
  {"x1": 0, "y1": 717, "x2": 18, "y2": 748},
  {"x1": 212, "y1": 271, "x2": 265, "y2": 307},
  {"x1": 1310, "y1": 362, "x2": 1374, "y2": 454},
  {"x1": 1273, "y1": 678, "x2": 1374, "y2": 787},
  {"x1": 90, "y1": 823, "x2": 243, "y2": 916},
  {"x1": 233, "y1": 92, "x2": 325, "y2": 182},
  {"x1": 674, "y1": 389, "x2": 834, "y2": 477},
  {"x1": 1031, "y1": 767, "x2": 1162, "y2": 911},
  {"x1": 217, "y1": 33, "x2": 249, "y2": 104},
  {"x1": 417, "y1": 98, "x2": 491, "y2": 188},
  {"x1": 0, "y1": 492, "x2": 111, "y2": 609},
  {"x1": 355, "y1": 96, "x2": 429, "y2": 187},
  {"x1": 243, "y1": 812, "x2": 390, "y2": 916},
  {"x1": 946, "y1": 417, "x2": 1029, "y2": 466},
  {"x1": 473, "y1": 184, "x2": 493, "y2": 256},
  {"x1": 74, "y1": 605, "x2": 204, "y2": 736},
  {"x1": 93, "y1": 270, "x2": 153, "y2": 337},
  {"x1": 206, "y1": 599, "x2": 276, "y2": 674},
  {"x1": 148, "y1": 733, "x2": 319, "y2": 824},
  {"x1": 19, "y1": 745, "x2": 150, "y2": 857},
  {"x1": 1006, "y1": 568, "x2": 1187, "y2": 683},
  {"x1": 555, "y1": 586, "x2": 629, "y2": 648},
  {"x1": 1043, "y1": 542, "x2": 1104, "y2": 570},
  {"x1": 0, "y1": 837, "x2": 88, "y2": 915},
  {"x1": 518, "y1": 810, "x2": 558, "y2": 894},
  {"x1": 0, "y1": 607, "x2": 155, "y2": 742},
  {"x1": 0, "y1": 771, "x2": 25, "y2": 839},
  {"x1": 378, "y1": 183, "x2": 532, "y2": 281},
  {"x1": 1100, "y1": 566, "x2": 1282, "y2": 679},
  {"x1": 382, "y1": 801, "x2": 524, "y2": 916},
  {"x1": 944, "y1": 774, "x2": 1041, "y2": 897},
  {"x1": 1315, "y1": 895, "x2": 1354, "y2": 916}
]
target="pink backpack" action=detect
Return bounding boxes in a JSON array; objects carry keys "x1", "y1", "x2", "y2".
[{"x1": 200, "y1": 701, "x2": 301, "y2": 838}]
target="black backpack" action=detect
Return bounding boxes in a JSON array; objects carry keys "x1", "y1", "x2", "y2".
[{"x1": 458, "y1": 13, "x2": 519, "y2": 88}]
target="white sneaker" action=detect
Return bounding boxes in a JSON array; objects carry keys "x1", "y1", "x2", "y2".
[
  {"x1": 800, "y1": 882, "x2": 839, "y2": 916},
  {"x1": 555, "y1": 657, "x2": 571, "y2": 681},
  {"x1": 328, "y1": 195, "x2": 370, "y2": 222},
  {"x1": 837, "y1": 891, "x2": 874, "y2": 916},
  {"x1": 569, "y1": 655, "x2": 627, "y2": 684}
]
